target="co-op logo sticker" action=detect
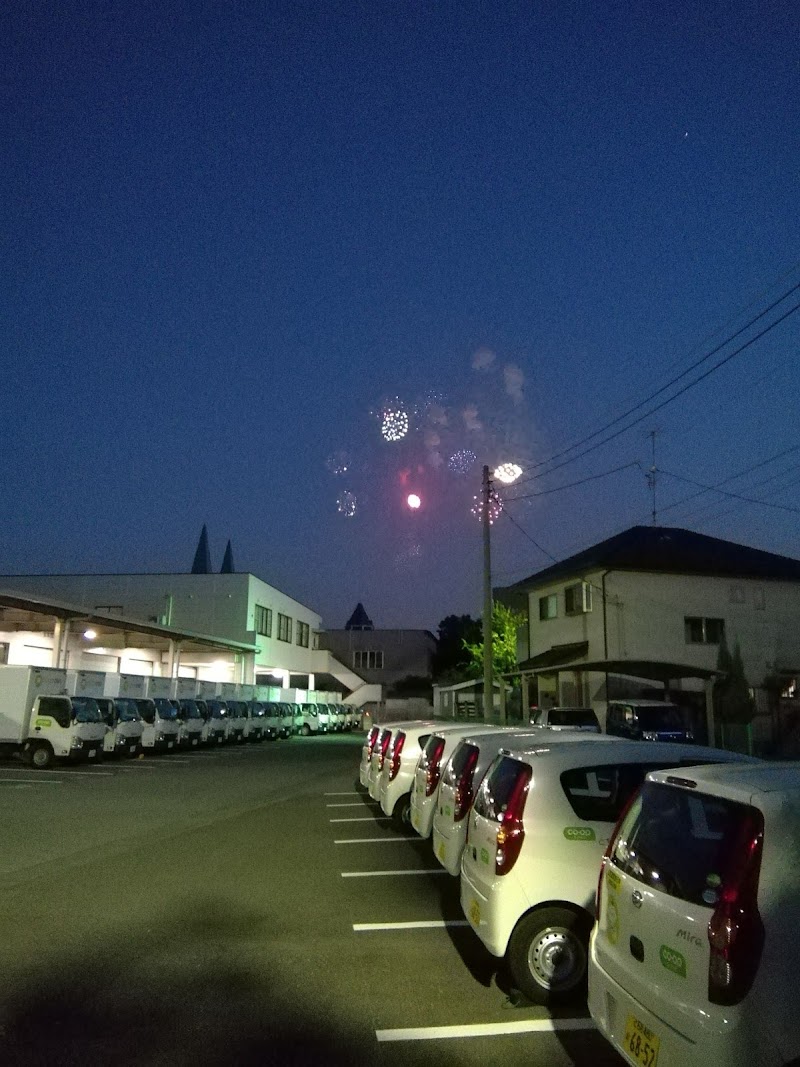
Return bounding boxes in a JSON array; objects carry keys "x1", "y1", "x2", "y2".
[
  {"x1": 563, "y1": 826, "x2": 596, "y2": 841},
  {"x1": 660, "y1": 945, "x2": 687, "y2": 978}
]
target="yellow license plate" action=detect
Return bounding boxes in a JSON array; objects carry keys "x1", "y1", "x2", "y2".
[
  {"x1": 623, "y1": 1014, "x2": 660, "y2": 1067},
  {"x1": 411, "y1": 813, "x2": 419, "y2": 829},
  {"x1": 468, "y1": 898, "x2": 480, "y2": 927},
  {"x1": 437, "y1": 841, "x2": 445, "y2": 861}
]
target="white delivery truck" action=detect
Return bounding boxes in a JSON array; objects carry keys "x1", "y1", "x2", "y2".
[
  {"x1": 0, "y1": 665, "x2": 106, "y2": 768},
  {"x1": 67, "y1": 669, "x2": 145, "y2": 758}
]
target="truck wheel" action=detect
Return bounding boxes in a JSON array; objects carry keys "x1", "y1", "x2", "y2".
[
  {"x1": 28, "y1": 742, "x2": 55, "y2": 770},
  {"x1": 302, "y1": 724, "x2": 311, "y2": 736},
  {"x1": 507, "y1": 907, "x2": 591, "y2": 1005}
]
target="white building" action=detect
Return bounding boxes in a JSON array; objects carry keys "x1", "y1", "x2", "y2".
[
  {"x1": 496, "y1": 525, "x2": 800, "y2": 741},
  {"x1": 0, "y1": 572, "x2": 381, "y2": 707}
]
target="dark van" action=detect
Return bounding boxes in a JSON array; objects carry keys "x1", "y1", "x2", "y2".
[{"x1": 605, "y1": 700, "x2": 693, "y2": 742}]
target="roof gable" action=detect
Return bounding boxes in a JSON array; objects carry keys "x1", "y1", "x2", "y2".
[{"x1": 504, "y1": 525, "x2": 800, "y2": 590}]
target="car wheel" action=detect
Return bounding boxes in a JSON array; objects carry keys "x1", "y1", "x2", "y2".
[
  {"x1": 392, "y1": 794, "x2": 411, "y2": 828},
  {"x1": 302, "y1": 724, "x2": 310, "y2": 736},
  {"x1": 28, "y1": 742, "x2": 55, "y2": 770},
  {"x1": 507, "y1": 907, "x2": 591, "y2": 1005}
]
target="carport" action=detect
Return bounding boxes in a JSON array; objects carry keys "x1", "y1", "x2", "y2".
[
  {"x1": 506, "y1": 649, "x2": 721, "y2": 742},
  {"x1": 0, "y1": 588, "x2": 259, "y2": 681}
]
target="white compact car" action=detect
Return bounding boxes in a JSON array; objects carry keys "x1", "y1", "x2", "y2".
[
  {"x1": 460, "y1": 739, "x2": 756, "y2": 1006},
  {"x1": 589, "y1": 760, "x2": 800, "y2": 1067},
  {"x1": 379, "y1": 722, "x2": 450, "y2": 826},
  {"x1": 409, "y1": 725, "x2": 513, "y2": 839},
  {"x1": 432, "y1": 729, "x2": 613, "y2": 875},
  {"x1": 359, "y1": 724, "x2": 381, "y2": 788},
  {"x1": 363, "y1": 721, "x2": 435, "y2": 798}
]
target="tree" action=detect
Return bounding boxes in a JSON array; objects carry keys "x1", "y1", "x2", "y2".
[
  {"x1": 463, "y1": 602, "x2": 525, "y2": 679},
  {"x1": 432, "y1": 614, "x2": 482, "y2": 683},
  {"x1": 713, "y1": 636, "x2": 755, "y2": 724}
]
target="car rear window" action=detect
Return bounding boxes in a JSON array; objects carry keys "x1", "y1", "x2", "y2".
[
  {"x1": 474, "y1": 755, "x2": 531, "y2": 822},
  {"x1": 550, "y1": 708, "x2": 597, "y2": 728},
  {"x1": 633, "y1": 705, "x2": 685, "y2": 729},
  {"x1": 560, "y1": 761, "x2": 725, "y2": 822},
  {"x1": 443, "y1": 742, "x2": 479, "y2": 786},
  {"x1": 610, "y1": 781, "x2": 761, "y2": 907}
]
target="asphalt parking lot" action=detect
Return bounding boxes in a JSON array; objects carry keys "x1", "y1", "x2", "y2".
[{"x1": 0, "y1": 734, "x2": 624, "y2": 1066}]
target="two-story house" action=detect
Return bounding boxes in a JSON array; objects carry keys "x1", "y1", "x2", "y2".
[{"x1": 496, "y1": 525, "x2": 800, "y2": 740}]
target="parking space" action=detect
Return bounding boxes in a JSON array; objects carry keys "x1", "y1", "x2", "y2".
[
  {"x1": 320, "y1": 760, "x2": 625, "y2": 1065},
  {"x1": 0, "y1": 733, "x2": 624, "y2": 1065}
]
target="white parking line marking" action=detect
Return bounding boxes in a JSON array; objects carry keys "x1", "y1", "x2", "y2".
[
  {"x1": 0, "y1": 778, "x2": 62, "y2": 784},
  {"x1": 335, "y1": 837, "x2": 417, "y2": 844},
  {"x1": 354, "y1": 920, "x2": 471, "y2": 932},
  {"x1": 326, "y1": 802, "x2": 379, "y2": 808},
  {"x1": 375, "y1": 1018, "x2": 596, "y2": 1042},
  {"x1": 324, "y1": 791, "x2": 362, "y2": 796},
  {"x1": 330, "y1": 816, "x2": 391, "y2": 823},
  {"x1": 0, "y1": 769, "x2": 113, "y2": 777},
  {"x1": 341, "y1": 869, "x2": 448, "y2": 879}
]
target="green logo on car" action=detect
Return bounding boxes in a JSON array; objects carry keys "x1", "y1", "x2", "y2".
[
  {"x1": 660, "y1": 945, "x2": 687, "y2": 977},
  {"x1": 563, "y1": 826, "x2": 596, "y2": 841},
  {"x1": 480, "y1": 847, "x2": 490, "y2": 865}
]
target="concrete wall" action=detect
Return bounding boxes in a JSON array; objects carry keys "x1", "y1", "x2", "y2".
[{"x1": 319, "y1": 628, "x2": 436, "y2": 688}]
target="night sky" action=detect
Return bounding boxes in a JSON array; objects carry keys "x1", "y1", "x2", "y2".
[{"x1": 3, "y1": 1, "x2": 799, "y2": 632}]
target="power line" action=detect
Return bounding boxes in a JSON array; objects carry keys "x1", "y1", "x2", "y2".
[
  {"x1": 503, "y1": 461, "x2": 641, "y2": 502},
  {"x1": 657, "y1": 444, "x2": 800, "y2": 517},
  {"x1": 510, "y1": 277, "x2": 800, "y2": 488},
  {"x1": 658, "y1": 468, "x2": 800, "y2": 515},
  {"x1": 514, "y1": 297, "x2": 800, "y2": 485}
]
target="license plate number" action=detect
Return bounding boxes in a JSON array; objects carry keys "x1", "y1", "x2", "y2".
[
  {"x1": 468, "y1": 898, "x2": 481, "y2": 928},
  {"x1": 167, "y1": 741, "x2": 174, "y2": 749},
  {"x1": 623, "y1": 1014, "x2": 660, "y2": 1067},
  {"x1": 88, "y1": 749, "x2": 96, "y2": 758},
  {"x1": 437, "y1": 841, "x2": 446, "y2": 861},
  {"x1": 129, "y1": 744, "x2": 136, "y2": 752}
]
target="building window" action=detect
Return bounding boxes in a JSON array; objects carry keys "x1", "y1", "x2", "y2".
[
  {"x1": 353, "y1": 650, "x2": 384, "y2": 670},
  {"x1": 539, "y1": 594, "x2": 558, "y2": 620},
  {"x1": 255, "y1": 605, "x2": 273, "y2": 637},
  {"x1": 277, "y1": 613, "x2": 292, "y2": 642},
  {"x1": 296, "y1": 621, "x2": 310, "y2": 648},
  {"x1": 564, "y1": 581, "x2": 592, "y2": 615},
  {"x1": 684, "y1": 617, "x2": 725, "y2": 644}
]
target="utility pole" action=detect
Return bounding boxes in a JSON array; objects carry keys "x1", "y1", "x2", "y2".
[
  {"x1": 482, "y1": 465, "x2": 493, "y2": 721},
  {"x1": 648, "y1": 429, "x2": 658, "y2": 525}
]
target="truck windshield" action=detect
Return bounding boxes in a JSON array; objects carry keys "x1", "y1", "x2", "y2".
[
  {"x1": 71, "y1": 697, "x2": 102, "y2": 724},
  {"x1": 153, "y1": 698, "x2": 179, "y2": 721},
  {"x1": 134, "y1": 700, "x2": 156, "y2": 724},
  {"x1": 96, "y1": 698, "x2": 114, "y2": 726},
  {"x1": 115, "y1": 698, "x2": 141, "y2": 723},
  {"x1": 208, "y1": 701, "x2": 227, "y2": 719},
  {"x1": 179, "y1": 700, "x2": 202, "y2": 720}
]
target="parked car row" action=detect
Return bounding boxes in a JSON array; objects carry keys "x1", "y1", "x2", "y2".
[
  {"x1": 530, "y1": 700, "x2": 698, "y2": 743},
  {"x1": 358, "y1": 720, "x2": 800, "y2": 1067}
]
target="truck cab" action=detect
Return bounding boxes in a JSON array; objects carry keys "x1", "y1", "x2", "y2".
[
  {"x1": 175, "y1": 698, "x2": 204, "y2": 748},
  {"x1": 132, "y1": 698, "x2": 180, "y2": 752},
  {"x1": 96, "y1": 696, "x2": 144, "y2": 758}
]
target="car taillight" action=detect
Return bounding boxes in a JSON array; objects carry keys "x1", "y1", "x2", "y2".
[
  {"x1": 596, "y1": 787, "x2": 642, "y2": 922},
  {"x1": 389, "y1": 733, "x2": 405, "y2": 781},
  {"x1": 378, "y1": 731, "x2": 392, "y2": 770},
  {"x1": 453, "y1": 748, "x2": 479, "y2": 822},
  {"x1": 425, "y1": 737, "x2": 446, "y2": 796},
  {"x1": 365, "y1": 727, "x2": 378, "y2": 761},
  {"x1": 707, "y1": 808, "x2": 765, "y2": 1006},
  {"x1": 495, "y1": 764, "x2": 531, "y2": 875}
]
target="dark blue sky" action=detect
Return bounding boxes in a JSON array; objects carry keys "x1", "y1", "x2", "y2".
[{"x1": 3, "y1": 1, "x2": 799, "y2": 631}]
